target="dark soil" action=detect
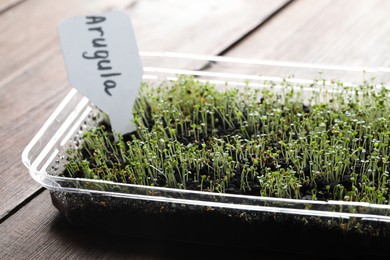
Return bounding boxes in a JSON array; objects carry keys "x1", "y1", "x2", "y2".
[
  {"x1": 55, "y1": 80, "x2": 390, "y2": 255},
  {"x1": 64, "y1": 110, "x2": 389, "y2": 203},
  {"x1": 50, "y1": 190, "x2": 390, "y2": 257}
]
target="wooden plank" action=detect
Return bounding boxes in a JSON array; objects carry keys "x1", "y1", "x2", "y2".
[
  {"x1": 0, "y1": 49, "x2": 69, "y2": 220},
  {"x1": 224, "y1": 0, "x2": 390, "y2": 67},
  {"x1": 0, "y1": 0, "x2": 290, "y2": 88},
  {"x1": 0, "y1": 0, "x2": 290, "y2": 220},
  {"x1": 131, "y1": 0, "x2": 292, "y2": 54},
  {"x1": 0, "y1": 190, "x2": 329, "y2": 260}
]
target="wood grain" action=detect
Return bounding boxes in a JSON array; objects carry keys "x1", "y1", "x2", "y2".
[
  {"x1": 224, "y1": 0, "x2": 390, "y2": 67},
  {"x1": 0, "y1": 0, "x2": 24, "y2": 13},
  {"x1": 0, "y1": 49, "x2": 69, "y2": 221},
  {"x1": 0, "y1": 190, "x2": 329, "y2": 260},
  {"x1": 0, "y1": 0, "x2": 289, "y2": 221},
  {"x1": 130, "y1": 0, "x2": 292, "y2": 54}
]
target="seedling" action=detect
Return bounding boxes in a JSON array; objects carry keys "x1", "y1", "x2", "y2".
[{"x1": 63, "y1": 75, "x2": 390, "y2": 205}]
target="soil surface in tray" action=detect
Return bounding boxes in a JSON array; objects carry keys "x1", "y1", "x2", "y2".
[
  {"x1": 63, "y1": 76, "x2": 390, "y2": 206},
  {"x1": 50, "y1": 190, "x2": 390, "y2": 257},
  {"x1": 57, "y1": 76, "x2": 390, "y2": 252}
]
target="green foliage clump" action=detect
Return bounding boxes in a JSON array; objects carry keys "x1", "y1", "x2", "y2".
[{"x1": 64, "y1": 76, "x2": 390, "y2": 204}]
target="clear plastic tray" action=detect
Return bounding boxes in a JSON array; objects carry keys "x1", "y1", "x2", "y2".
[{"x1": 22, "y1": 52, "x2": 390, "y2": 256}]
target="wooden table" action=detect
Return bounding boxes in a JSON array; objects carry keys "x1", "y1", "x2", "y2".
[{"x1": 1, "y1": 0, "x2": 390, "y2": 258}]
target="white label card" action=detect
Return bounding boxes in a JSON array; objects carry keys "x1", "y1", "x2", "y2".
[{"x1": 58, "y1": 11, "x2": 143, "y2": 135}]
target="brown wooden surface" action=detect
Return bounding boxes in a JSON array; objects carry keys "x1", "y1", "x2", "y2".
[
  {"x1": 225, "y1": 0, "x2": 390, "y2": 67},
  {"x1": 1, "y1": 0, "x2": 390, "y2": 258}
]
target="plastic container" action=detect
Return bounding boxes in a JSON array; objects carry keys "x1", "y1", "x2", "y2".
[{"x1": 22, "y1": 52, "x2": 390, "y2": 256}]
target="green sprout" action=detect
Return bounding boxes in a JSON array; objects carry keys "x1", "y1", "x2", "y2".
[{"x1": 63, "y1": 75, "x2": 390, "y2": 205}]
